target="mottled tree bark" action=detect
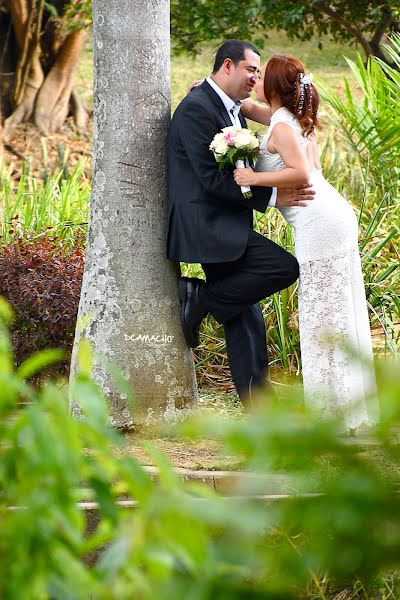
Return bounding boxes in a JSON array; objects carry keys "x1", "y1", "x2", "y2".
[{"x1": 70, "y1": 0, "x2": 197, "y2": 427}]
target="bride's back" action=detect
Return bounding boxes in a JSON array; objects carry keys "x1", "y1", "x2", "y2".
[
  {"x1": 305, "y1": 134, "x2": 322, "y2": 171},
  {"x1": 257, "y1": 106, "x2": 321, "y2": 174}
]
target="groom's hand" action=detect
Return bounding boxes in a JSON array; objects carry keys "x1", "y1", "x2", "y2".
[{"x1": 276, "y1": 184, "x2": 315, "y2": 207}]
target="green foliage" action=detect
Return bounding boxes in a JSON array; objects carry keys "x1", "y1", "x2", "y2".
[
  {"x1": 0, "y1": 325, "x2": 120, "y2": 598},
  {"x1": 0, "y1": 161, "x2": 90, "y2": 246},
  {"x1": 0, "y1": 234, "x2": 83, "y2": 373},
  {"x1": 45, "y1": 0, "x2": 92, "y2": 32},
  {"x1": 320, "y1": 35, "x2": 400, "y2": 353},
  {"x1": 170, "y1": 0, "x2": 268, "y2": 55},
  {"x1": 0, "y1": 162, "x2": 88, "y2": 377},
  {"x1": 0, "y1": 305, "x2": 400, "y2": 598},
  {"x1": 178, "y1": 358, "x2": 400, "y2": 599},
  {"x1": 62, "y1": 0, "x2": 92, "y2": 32},
  {"x1": 321, "y1": 41, "x2": 400, "y2": 198},
  {"x1": 170, "y1": 0, "x2": 400, "y2": 61},
  {"x1": 54, "y1": 0, "x2": 400, "y2": 61}
]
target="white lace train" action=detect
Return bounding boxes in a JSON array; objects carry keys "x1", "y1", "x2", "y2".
[
  {"x1": 255, "y1": 107, "x2": 378, "y2": 429},
  {"x1": 298, "y1": 249, "x2": 378, "y2": 428}
]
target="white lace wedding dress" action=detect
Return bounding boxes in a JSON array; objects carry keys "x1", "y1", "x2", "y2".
[{"x1": 255, "y1": 107, "x2": 379, "y2": 429}]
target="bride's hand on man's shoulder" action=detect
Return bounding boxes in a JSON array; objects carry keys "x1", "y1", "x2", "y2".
[
  {"x1": 187, "y1": 79, "x2": 204, "y2": 95},
  {"x1": 276, "y1": 184, "x2": 315, "y2": 207}
]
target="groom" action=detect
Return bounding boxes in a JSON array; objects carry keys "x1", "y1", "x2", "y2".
[{"x1": 167, "y1": 39, "x2": 313, "y2": 402}]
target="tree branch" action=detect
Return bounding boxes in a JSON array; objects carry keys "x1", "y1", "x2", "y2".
[
  {"x1": 314, "y1": 1, "x2": 373, "y2": 58},
  {"x1": 370, "y1": 4, "x2": 394, "y2": 51}
]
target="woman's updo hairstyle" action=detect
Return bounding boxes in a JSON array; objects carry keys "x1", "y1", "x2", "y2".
[{"x1": 264, "y1": 54, "x2": 321, "y2": 137}]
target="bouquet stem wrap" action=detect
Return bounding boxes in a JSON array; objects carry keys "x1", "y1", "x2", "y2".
[{"x1": 235, "y1": 159, "x2": 252, "y2": 199}]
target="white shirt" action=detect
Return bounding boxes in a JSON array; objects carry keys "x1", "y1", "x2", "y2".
[
  {"x1": 206, "y1": 77, "x2": 277, "y2": 207},
  {"x1": 206, "y1": 76, "x2": 242, "y2": 126}
]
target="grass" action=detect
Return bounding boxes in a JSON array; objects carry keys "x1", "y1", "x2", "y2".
[
  {"x1": 305, "y1": 573, "x2": 400, "y2": 599},
  {"x1": 0, "y1": 161, "x2": 90, "y2": 246}
]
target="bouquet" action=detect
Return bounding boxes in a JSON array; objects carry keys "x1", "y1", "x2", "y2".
[{"x1": 209, "y1": 126, "x2": 260, "y2": 198}]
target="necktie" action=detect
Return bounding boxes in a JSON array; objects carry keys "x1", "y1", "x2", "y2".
[{"x1": 230, "y1": 107, "x2": 240, "y2": 127}]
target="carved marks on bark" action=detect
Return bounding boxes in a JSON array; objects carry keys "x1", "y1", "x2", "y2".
[{"x1": 117, "y1": 161, "x2": 149, "y2": 198}]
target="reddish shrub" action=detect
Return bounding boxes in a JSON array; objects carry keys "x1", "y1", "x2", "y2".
[{"x1": 0, "y1": 235, "x2": 84, "y2": 375}]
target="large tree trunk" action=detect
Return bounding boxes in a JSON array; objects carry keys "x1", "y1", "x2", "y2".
[
  {"x1": 0, "y1": 0, "x2": 88, "y2": 140},
  {"x1": 69, "y1": 0, "x2": 197, "y2": 427}
]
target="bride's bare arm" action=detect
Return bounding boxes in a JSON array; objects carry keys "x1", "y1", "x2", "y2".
[
  {"x1": 234, "y1": 123, "x2": 310, "y2": 187},
  {"x1": 241, "y1": 99, "x2": 272, "y2": 125}
]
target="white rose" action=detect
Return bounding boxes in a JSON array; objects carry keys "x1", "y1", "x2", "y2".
[
  {"x1": 248, "y1": 136, "x2": 260, "y2": 150},
  {"x1": 234, "y1": 130, "x2": 252, "y2": 149},
  {"x1": 214, "y1": 140, "x2": 228, "y2": 155},
  {"x1": 221, "y1": 126, "x2": 239, "y2": 135},
  {"x1": 209, "y1": 132, "x2": 225, "y2": 150}
]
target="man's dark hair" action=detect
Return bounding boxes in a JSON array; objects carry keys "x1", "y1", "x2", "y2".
[{"x1": 212, "y1": 40, "x2": 260, "y2": 73}]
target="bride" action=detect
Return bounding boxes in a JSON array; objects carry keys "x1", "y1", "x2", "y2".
[{"x1": 233, "y1": 54, "x2": 379, "y2": 432}]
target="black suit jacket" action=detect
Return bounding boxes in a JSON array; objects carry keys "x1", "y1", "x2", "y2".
[{"x1": 167, "y1": 80, "x2": 272, "y2": 263}]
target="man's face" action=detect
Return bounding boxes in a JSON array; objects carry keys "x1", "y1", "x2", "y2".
[{"x1": 227, "y1": 49, "x2": 261, "y2": 100}]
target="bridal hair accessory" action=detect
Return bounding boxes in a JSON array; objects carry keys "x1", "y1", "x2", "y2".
[
  {"x1": 296, "y1": 72, "x2": 313, "y2": 114},
  {"x1": 301, "y1": 73, "x2": 313, "y2": 85}
]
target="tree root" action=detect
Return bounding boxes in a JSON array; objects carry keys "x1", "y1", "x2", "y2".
[
  {"x1": 34, "y1": 30, "x2": 85, "y2": 134},
  {"x1": 70, "y1": 88, "x2": 89, "y2": 130},
  {"x1": 3, "y1": 0, "x2": 44, "y2": 141},
  {"x1": 3, "y1": 84, "x2": 39, "y2": 141},
  {"x1": 4, "y1": 144, "x2": 27, "y2": 161}
]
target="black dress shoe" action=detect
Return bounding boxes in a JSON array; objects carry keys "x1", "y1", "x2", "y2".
[{"x1": 178, "y1": 277, "x2": 207, "y2": 348}]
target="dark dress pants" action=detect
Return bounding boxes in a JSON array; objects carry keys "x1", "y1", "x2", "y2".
[{"x1": 200, "y1": 230, "x2": 299, "y2": 399}]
